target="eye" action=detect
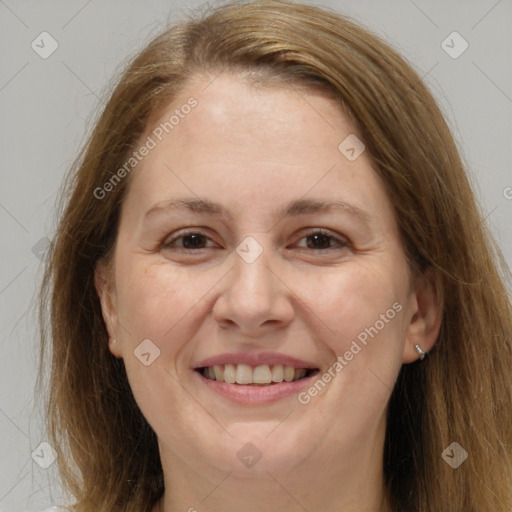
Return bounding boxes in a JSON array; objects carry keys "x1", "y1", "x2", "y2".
[
  {"x1": 293, "y1": 229, "x2": 349, "y2": 251},
  {"x1": 160, "y1": 228, "x2": 349, "y2": 252},
  {"x1": 161, "y1": 230, "x2": 216, "y2": 251}
]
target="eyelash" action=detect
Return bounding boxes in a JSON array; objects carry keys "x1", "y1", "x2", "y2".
[{"x1": 161, "y1": 228, "x2": 349, "y2": 252}]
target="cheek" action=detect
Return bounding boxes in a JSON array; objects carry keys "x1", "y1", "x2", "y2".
[
  {"x1": 114, "y1": 259, "x2": 225, "y2": 350},
  {"x1": 113, "y1": 262, "x2": 202, "y2": 403},
  {"x1": 302, "y1": 265, "x2": 407, "y2": 420},
  {"x1": 114, "y1": 245, "x2": 409, "y2": 369},
  {"x1": 117, "y1": 265, "x2": 176, "y2": 337},
  {"x1": 307, "y1": 261, "x2": 408, "y2": 350}
]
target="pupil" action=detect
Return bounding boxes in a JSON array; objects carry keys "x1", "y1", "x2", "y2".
[
  {"x1": 307, "y1": 233, "x2": 330, "y2": 249},
  {"x1": 183, "y1": 234, "x2": 204, "y2": 249}
]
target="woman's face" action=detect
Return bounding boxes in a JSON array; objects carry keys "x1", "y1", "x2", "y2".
[{"x1": 96, "y1": 73, "x2": 437, "y2": 480}]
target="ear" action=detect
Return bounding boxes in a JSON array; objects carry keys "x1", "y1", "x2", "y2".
[
  {"x1": 94, "y1": 259, "x2": 122, "y2": 358},
  {"x1": 402, "y1": 267, "x2": 443, "y2": 364}
]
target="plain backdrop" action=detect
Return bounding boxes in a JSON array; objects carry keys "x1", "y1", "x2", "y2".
[{"x1": 0, "y1": 0, "x2": 511, "y2": 510}]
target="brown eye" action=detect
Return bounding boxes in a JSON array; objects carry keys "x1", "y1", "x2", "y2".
[
  {"x1": 162, "y1": 231, "x2": 214, "y2": 250},
  {"x1": 294, "y1": 230, "x2": 348, "y2": 251}
]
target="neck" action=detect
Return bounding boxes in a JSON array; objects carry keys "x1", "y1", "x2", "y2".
[
  {"x1": 154, "y1": 416, "x2": 391, "y2": 512},
  {"x1": 156, "y1": 474, "x2": 391, "y2": 512}
]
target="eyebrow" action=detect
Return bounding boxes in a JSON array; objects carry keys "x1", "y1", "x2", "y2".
[{"x1": 144, "y1": 197, "x2": 371, "y2": 224}]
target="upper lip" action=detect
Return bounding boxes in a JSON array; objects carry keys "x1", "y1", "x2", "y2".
[{"x1": 193, "y1": 352, "x2": 319, "y2": 369}]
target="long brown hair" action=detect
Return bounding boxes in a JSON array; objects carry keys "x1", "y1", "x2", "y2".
[{"x1": 37, "y1": 1, "x2": 512, "y2": 510}]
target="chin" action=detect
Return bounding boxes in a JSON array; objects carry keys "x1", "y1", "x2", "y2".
[{"x1": 206, "y1": 424, "x2": 313, "y2": 476}]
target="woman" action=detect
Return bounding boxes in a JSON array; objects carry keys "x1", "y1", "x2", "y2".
[{"x1": 37, "y1": 1, "x2": 512, "y2": 511}]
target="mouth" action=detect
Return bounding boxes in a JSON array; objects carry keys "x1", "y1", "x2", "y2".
[
  {"x1": 193, "y1": 364, "x2": 320, "y2": 404},
  {"x1": 195, "y1": 363, "x2": 319, "y2": 385}
]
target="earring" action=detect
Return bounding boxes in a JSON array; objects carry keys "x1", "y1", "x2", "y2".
[
  {"x1": 415, "y1": 344, "x2": 426, "y2": 360},
  {"x1": 112, "y1": 338, "x2": 117, "y2": 344}
]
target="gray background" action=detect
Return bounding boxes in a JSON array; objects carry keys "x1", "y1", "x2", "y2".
[{"x1": 1, "y1": 0, "x2": 511, "y2": 510}]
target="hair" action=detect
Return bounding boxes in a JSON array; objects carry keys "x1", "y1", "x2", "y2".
[{"x1": 37, "y1": 1, "x2": 512, "y2": 511}]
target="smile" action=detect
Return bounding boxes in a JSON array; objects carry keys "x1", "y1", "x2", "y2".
[
  {"x1": 198, "y1": 363, "x2": 316, "y2": 384},
  {"x1": 194, "y1": 364, "x2": 320, "y2": 404}
]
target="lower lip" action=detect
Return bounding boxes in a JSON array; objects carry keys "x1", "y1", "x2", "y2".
[{"x1": 194, "y1": 370, "x2": 319, "y2": 404}]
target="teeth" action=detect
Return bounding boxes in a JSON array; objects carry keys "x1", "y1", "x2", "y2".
[
  {"x1": 283, "y1": 366, "x2": 295, "y2": 382},
  {"x1": 213, "y1": 365, "x2": 224, "y2": 382},
  {"x1": 224, "y1": 364, "x2": 236, "y2": 383},
  {"x1": 201, "y1": 363, "x2": 311, "y2": 385},
  {"x1": 272, "y1": 364, "x2": 284, "y2": 382},
  {"x1": 253, "y1": 365, "x2": 272, "y2": 384},
  {"x1": 295, "y1": 369, "x2": 307, "y2": 380},
  {"x1": 235, "y1": 364, "x2": 253, "y2": 385}
]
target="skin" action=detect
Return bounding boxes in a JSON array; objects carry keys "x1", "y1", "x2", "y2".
[{"x1": 95, "y1": 72, "x2": 442, "y2": 512}]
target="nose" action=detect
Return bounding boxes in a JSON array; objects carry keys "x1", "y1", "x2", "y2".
[{"x1": 212, "y1": 238, "x2": 295, "y2": 337}]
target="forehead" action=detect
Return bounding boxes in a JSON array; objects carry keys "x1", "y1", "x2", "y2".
[{"x1": 120, "y1": 72, "x2": 394, "y2": 229}]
